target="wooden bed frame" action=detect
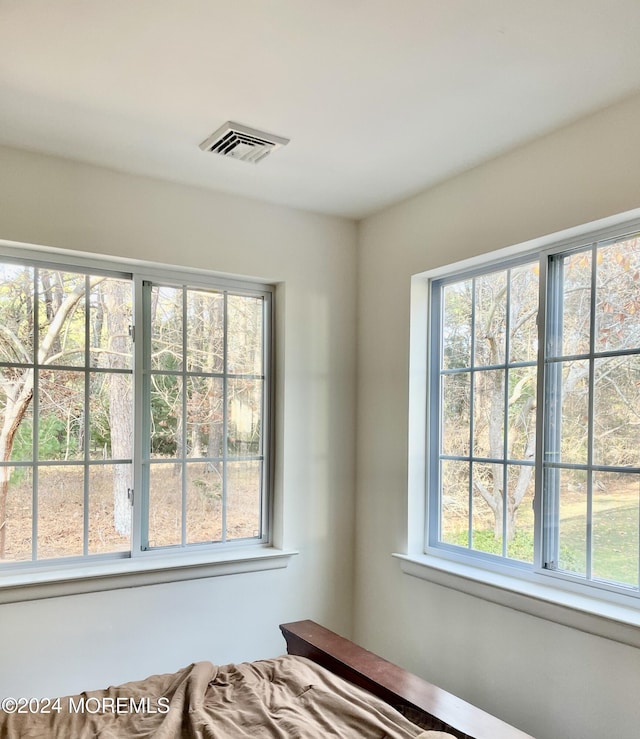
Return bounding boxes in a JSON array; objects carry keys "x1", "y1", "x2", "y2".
[{"x1": 280, "y1": 620, "x2": 534, "y2": 739}]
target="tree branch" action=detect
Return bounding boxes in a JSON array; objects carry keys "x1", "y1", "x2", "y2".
[
  {"x1": 0, "y1": 324, "x2": 31, "y2": 364},
  {"x1": 37, "y1": 277, "x2": 105, "y2": 364},
  {"x1": 473, "y1": 478, "x2": 498, "y2": 513}
]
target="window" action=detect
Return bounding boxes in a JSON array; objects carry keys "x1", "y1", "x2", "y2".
[
  {"x1": 429, "y1": 224, "x2": 640, "y2": 600},
  {"x1": 0, "y1": 249, "x2": 272, "y2": 575}
]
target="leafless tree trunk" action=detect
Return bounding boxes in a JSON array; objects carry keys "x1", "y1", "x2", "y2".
[{"x1": 102, "y1": 281, "x2": 133, "y2": 536}]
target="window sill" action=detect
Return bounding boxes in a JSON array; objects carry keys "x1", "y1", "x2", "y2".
[
  {"x1": 394, "y1": 552, "x2": 640, "y2": 649},
  {"x1": 0, "y1": 546, "x2": 298, "y2": 604}
]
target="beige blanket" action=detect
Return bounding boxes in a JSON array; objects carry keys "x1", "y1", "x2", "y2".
[{"x1": 0, "y1": 655, "x2": 455, "y2": 738}]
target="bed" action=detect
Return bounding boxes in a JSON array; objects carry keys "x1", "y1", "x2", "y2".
[{"x1": 0, "y1": 620, "x2": 534, "y2": 738}]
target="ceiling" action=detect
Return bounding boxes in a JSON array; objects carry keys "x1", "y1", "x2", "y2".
[{"x1": 2, "y1": 1, "x2": 640, "y2": 220}]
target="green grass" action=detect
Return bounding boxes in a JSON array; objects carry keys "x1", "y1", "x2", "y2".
[
  {"x1": 560, "y1": 505, "x2": 638, "y2": 586},
  {"x1": 448, "y1": 528, "x2": 534, "y2": 563},
  {"x1": 447, "y1": 505, "x2": 638, "y2": 587}
]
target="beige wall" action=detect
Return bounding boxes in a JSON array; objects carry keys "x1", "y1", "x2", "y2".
[
  {"x1": 355, "y1": 92, "x2": 640, "y2": 739},
  {"x1": 0, "y1": 145, "x2": 357, "y2": 697}
]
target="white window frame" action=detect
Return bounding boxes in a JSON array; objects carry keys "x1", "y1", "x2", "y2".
[
  {"x1": 400, "y1": 209, "x2": 640, "y2": 648},
  {"x1": 0, "y1": 241, "x2": 294, "y2": 604}
]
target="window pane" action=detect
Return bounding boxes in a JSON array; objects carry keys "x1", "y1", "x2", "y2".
[
  {"x1": 509, "y1": 263, "x2": 539, "y2": 363},
  {"x1": 88, "y1": 464, "x2": 131, "y2": 554},
  {"x1": 0, "y1": 465, "x2": 31, "y2": 561},
  {"x1": 151, "y1": 286, "x2": 183, "y2": 371},
  {"x1": 557, "y1": 468, "x2": 588, "y2": 576},
  {"x1": 4, "y1": 377, "x2": 33, "y2": 462},
  {"x1": 440, "y1": 460, "x2": 469, "y2": 546},
  {"x1": 442, "y1": 281, "x2": 472, "y2": 369},
  {"x1": 474, "y1": 271, "x2": 506, "y2": 368},
  {"x1": 147, "y1": 463, "x2": 182, "y2": 547},
  {"x1": 38, "y1": 369, "x2": 84, "y2": 461},
  {"x1": 595, "y1": 236, "x2": 640, "y2": 353},
  {"x1": 506, "y1": 464, "x2": 535, "y2": 563},
  {"x1": 593, "y1": 355, "x2": 640, "y2": 467},
  {"x1": 441, "y1": 373, "x2": 470, "y2": 456},
  {"x1": 37, "y1": 465, "x2": 84, "y2": 559},
  {"x1": 0, "y1": 263, "x2": 34, "y2": 363},
  {"x1": 473, "y1": 369, "x2": 505, "y2": 459},
  {"x1": 558, "y1": 359, "x2": 590, "y2": 464},
  {"x1": 38, "y1": 270, "x2": 86, "y2": 367},
  {"x1": 92, "y1": 278, "x2": 133, "y2": 370},
  {"x1": 227, "y1": 460, "x2": 261, "y2": 540},
  {"x1": 507, "y1": 366, "x2": 536, "y2": 461},
  {"x1": 228, "y1": 379, "x2": 262, "y2": 457},
  {"x1": 559, "y1": 250, "x2": 592, "y2": 357},
  {"x1": 186, "y1": 289, "x2": 224, "y2": 374},
  {"x1": 89, "y1": 372, "x2": 133, "y2": 461},
  {"x1": 472, "y1": 462, "x2": 503, "y2": 554},
  {"x1": 227, "y1": 295, "x2": 263, "y2": 376},
  {"x1": 150, "y1": 375, "x2": 182, "y2": 459},
  {"x1": 592, "y1": 472, "x2": 639, "y2": 588},
  {"x1": 185, "y1": 462, "x2": 222, "y2": 544},
  {"x1": 89, "y1": 373, "x2": 109, "y2": 459},
  {"x1": 186, "y1": 376, "x2": 223, "y2": 458}
]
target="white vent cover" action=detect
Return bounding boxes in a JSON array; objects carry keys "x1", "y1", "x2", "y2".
[{"x1": 199, "y1": 121, "x2": 289, "y2": 163}]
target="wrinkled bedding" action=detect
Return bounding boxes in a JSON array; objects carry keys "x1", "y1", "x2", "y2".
[{"x1": 0, "y1": 655, "x2": 455, "y2": 738}]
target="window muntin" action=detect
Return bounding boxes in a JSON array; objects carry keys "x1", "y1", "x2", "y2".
[
  {"x1": 430, "y1": 229, "x2": 640, "y2": 599},
  {"x1": 0, "y1": 254, "x2": 271, "y2": 570}
]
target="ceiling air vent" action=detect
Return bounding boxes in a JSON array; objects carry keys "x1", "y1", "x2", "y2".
[{"x1": 199, "y1": 121, "x2": 289, "y2": 164}]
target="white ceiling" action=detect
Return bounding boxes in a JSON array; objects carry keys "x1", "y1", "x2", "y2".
[{"x1": 2, "y1": 1, "x2": 640, "y2": 219}]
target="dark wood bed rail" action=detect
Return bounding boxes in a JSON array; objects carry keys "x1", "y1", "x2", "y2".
[{"x1": 280, "y1": 620, "x2": 534, "y2": 739}]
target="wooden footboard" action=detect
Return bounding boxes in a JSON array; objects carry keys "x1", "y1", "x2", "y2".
[{"x1": 280, "y1": 620, "x2": 533, "y2": 739}]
